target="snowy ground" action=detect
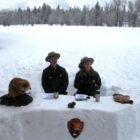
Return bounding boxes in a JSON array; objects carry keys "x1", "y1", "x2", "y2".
[
  {"x1": 0, "y1": 25, "x2": 140, "y2": 96},
  {"x1": 0, "y1": 25, "x2": 140, "y2": 140}
]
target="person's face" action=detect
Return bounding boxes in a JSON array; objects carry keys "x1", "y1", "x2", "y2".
[
  {"x1": 49, "y1": 56, "x2": 58, "y2": 65},
  {"x1": 83, "y1": 61, "x2": 92, "y2": 70}
]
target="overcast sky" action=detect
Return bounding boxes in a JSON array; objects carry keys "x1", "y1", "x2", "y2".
[{"x1": 0, "y1": 0, "x2": 110, "y2": 10}]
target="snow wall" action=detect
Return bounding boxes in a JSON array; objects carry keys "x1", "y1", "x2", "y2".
[{"x1": 0, "y1": 95, "x2": 140, "y2": 140}]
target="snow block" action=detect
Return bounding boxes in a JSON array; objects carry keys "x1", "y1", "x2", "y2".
[{"x1": 0, "y1": 95, "x2": 140, "y2": 140}]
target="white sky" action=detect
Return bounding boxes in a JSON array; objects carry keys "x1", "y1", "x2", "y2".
[{"x1": 0, "y1": 0, "x2": 110, "y2": 10}]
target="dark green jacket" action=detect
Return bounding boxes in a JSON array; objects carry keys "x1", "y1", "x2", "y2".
[
  {"x1": 74, "y1": 68, "x2": 101, "y2": 96},
  {"x1": 41, "y1": 65, "x2": 68, "y2": 95}
]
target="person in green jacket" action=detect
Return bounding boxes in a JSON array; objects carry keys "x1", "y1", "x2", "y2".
[
  {"x1": 74, "y1": 57, "x2": 101, "y2": 97},
  {"x1": 41, "y1": 51, "x2": 69, "y2": 95}
]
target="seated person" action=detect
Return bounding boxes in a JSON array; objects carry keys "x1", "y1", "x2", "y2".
[
  {"x1": 74, "y1": 57, "x2": 101, "y2": 97},
  {"x1": 0, "y1": 77, "x2": 33, "y2": 107},
  {"x1": 41, "y1": 51, "x2": 69, "y2": 95}
]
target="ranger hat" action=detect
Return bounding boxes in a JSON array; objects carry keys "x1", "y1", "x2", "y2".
[
  {"x1": 45, "y1": 51, "x2": 60, "y2": 62},
  {"x1": 78, "y1": 57, "x2": 94, "y2": 68}
]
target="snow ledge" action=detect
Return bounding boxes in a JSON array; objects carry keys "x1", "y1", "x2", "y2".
[{"x1": 0, "y1": 95, "x2": 140, "y2": 140}]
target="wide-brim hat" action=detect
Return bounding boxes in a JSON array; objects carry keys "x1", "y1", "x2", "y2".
[
  {"x1": 78, "y1": 57, "x2": 94, "y2": 68},
  {"x1": 45, "y1": 51, "x2": 60, "y2": 62}
]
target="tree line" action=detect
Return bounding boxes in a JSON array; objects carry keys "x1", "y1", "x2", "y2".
[{"x1": 0, "y1": 0, "x2": 140, "y2": 27}]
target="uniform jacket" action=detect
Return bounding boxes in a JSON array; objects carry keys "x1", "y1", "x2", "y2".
[
  {"x1": 41, "y1": 64, "x2": 68, "y2": 95},
  {"x1": 74, "y1": 68, "x2": 101, "y2": 96},
  {"x1": 0, "y1": 93, "x2": 33, "y2": 107}
]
